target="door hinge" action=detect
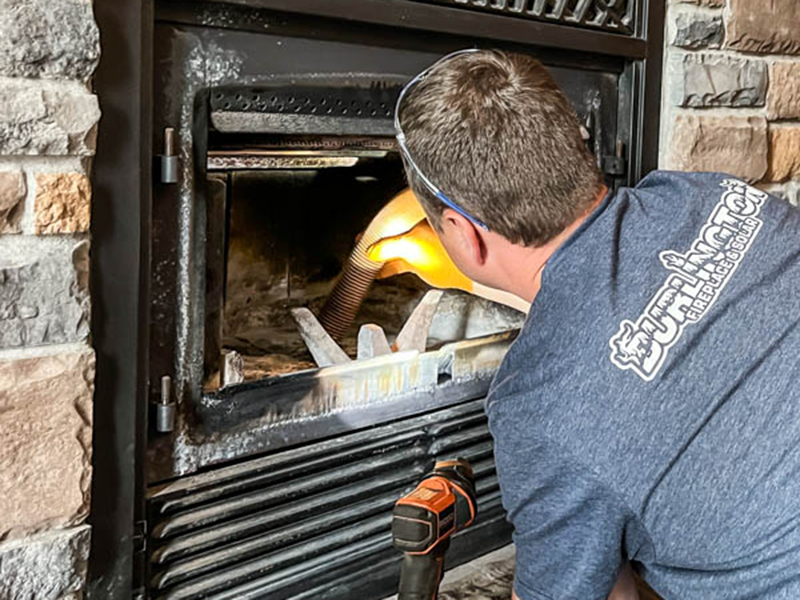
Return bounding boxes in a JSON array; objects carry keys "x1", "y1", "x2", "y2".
[
  {"x1": 153, "y1": 375, "x2": 176, "y2": 433},
  {"x1": 602, "y1": 140, "x2": 627, "y2": 177},
  {"x1": 156, "y1": 127, "x2": 179, "y2": 184},
  {"x1": 133, "y1": 519, "x2": 147, "y2": 554},
  {"x1": 132, "y1": 519, "x2": 148, "y2": 599}
]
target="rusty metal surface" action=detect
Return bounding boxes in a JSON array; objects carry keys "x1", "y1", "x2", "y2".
[
  {"x1": 211, "y1": 111, "x2": 396, "y2": 136},
  {"x1": 207, "y1": 153, "x2": 359, "y2": 170},
  {"x1": 212, "y1": 330, "x2": 514, "y2": 426},
  {"x1": 148, "y1": 331, "x2": 515, "y2": 480}
]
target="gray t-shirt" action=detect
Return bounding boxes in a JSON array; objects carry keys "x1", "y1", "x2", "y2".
[{"x1": 486, "y1": 171, "x2": 800, "y2": 600}]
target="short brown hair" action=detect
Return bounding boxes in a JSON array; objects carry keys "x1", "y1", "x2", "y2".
[{"x1": 397, "y1": 49, "x2": 603, "y2": 247}]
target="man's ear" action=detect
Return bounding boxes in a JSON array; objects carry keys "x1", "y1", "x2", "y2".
[{"x1": 441, "y1": 208, "x2": 488, "y2": 266}]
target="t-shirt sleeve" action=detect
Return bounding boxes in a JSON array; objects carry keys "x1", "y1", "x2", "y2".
[{"x1": 488, "y1": 398, "x2": 637, "y2": 600}]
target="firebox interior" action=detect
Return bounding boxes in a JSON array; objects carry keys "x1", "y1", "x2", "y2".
[{"x1": 204, "y1": 142, "x2": 525, "y2": 388}]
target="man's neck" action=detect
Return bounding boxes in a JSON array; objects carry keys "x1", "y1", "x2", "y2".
[{"x1": 499, "y1": 185, "x2": 608, "y2": 304}]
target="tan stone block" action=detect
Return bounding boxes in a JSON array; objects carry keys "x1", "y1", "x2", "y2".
[
  {"x1": 34, "y1": 173, "x2": 91, "y2": 234},
  {"x1": 666, "y1": 115, "x2": 768, "y2": 182},
  {"x1": 0, "y1": 171, "x2": 25, "y2": 234},
  {"x1": 768, "y1": 62, "x2": 800, "y2": 120},
  {"x1": 726, "y1": 0, "x2": 800, "y2": 54},
  {"x1": 766, "y1": 127, "x2": 800, "y2": 182},
  {"x1": 0, "y1": 348, "x2": 95, "y2": 540}
]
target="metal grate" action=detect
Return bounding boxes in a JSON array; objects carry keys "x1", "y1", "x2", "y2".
[
  {"x1": 147, "y1": 399, "x2": 511, "y2": 600},
  {"x1": 209, "y1": 81, "x2": 405, "y2": 135},
  {"x1": 210, "y1": 84, "x2": 401, "y2": 120},
  {"x1": 409, "y1": 0, "x2": 635, "y2": 35}
]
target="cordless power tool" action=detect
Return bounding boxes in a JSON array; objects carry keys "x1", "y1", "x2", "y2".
[{"x1": 392, "y1": 458, "x2": 478, "y2": 600}]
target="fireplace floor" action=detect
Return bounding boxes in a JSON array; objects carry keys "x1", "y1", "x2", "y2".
[
  {"x1": 224, "y1": 274, "x2": 427, "y2": 372},
  {"x1": 381, "y1": 545, "x2": 516, "y2": 600},
  {"x1": 379, "y1": 545, "x2": 664, "y2": 600}
]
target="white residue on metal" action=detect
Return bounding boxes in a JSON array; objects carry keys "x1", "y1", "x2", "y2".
[
  {"x1": 174, "y1": 38, "x2": 245, "y2": 402},
  {"x1": 198, "y1": 4, "x2": 271, "y2": 30},
  {"x1": 166, "y1": 333, "x2": 516, "y2": 477},
  {"x1": 207, "y1": 154, "x2": 359, "y2": 170}
]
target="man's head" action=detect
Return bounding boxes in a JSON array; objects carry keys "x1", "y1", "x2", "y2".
[{"x1": 396, "y1": 49, "x2": 603, "y2": 255}]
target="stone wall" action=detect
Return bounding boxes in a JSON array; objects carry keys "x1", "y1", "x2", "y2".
[
  {"x1": 660, "y1": 0, "x2": 800, "y2": 205},
  {"x1": 0, "y1": 0, "x2": 100, "y2": 598}
]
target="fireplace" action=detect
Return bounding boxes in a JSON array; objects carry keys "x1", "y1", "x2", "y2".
[
  {"x1": 203, "y1": 126, "x2": 527, "y2": 385},
  {"x1": 90, "y1": 1, "x2": 664, "y2": 598}
]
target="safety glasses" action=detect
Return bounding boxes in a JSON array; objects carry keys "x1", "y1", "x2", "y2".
[{"x1": 394, "y1": 48, "x2": 490, "y2": 232}]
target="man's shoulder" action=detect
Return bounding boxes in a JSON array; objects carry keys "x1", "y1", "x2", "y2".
[
  {"x1": 631, "y1": 170, "x2": 733, "y2": 194},
  {"x1": 615, "y1": 170, "x2": 751, "y2": 215}
]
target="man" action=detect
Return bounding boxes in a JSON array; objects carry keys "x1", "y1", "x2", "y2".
[{"x1": 375, "y1": 49, "x2": 800, "y2": 599}]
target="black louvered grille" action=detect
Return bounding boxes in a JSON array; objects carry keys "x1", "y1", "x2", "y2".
[
  {"x1": 148, "y1": 399, "x2": 511, "y2": 600},
  {"x1": 409, "y1": 0, "x2": 635, "y2": 34}
]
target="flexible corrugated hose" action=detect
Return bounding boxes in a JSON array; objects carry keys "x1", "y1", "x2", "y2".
[{"x1": 319, "y1": 188, "x2": 425, "y2": 340}]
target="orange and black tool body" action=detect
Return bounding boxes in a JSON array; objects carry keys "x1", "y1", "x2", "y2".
[{"x1": 392, "y1": 459, "x2": 477, "y2": 600}]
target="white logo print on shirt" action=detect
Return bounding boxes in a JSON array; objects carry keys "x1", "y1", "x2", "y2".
[{"x1": 608, "y1": 179, "x2": 768, "y2": 381}]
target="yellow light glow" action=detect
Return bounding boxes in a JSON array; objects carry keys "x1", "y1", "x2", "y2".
[
  {"x1": 368, "y1": 237, "x2": 436, "y2": 269},
  {"x1": 379, "y1": 216, "x2": 422, "y2": 239},
  {"x1": 367, "y1": 226, "x2": 473, "y2": 292},
  {"x1": 369, "y1": 188, "x2": 428, "y2": 239}
]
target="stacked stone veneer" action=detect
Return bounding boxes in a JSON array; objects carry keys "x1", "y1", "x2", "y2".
[
  {"x1": 660, "y1": 0, "x2": 800, "y2": 205},
  {"x1": 0, "y1": 0, "x2": 100, "y2": 598}
]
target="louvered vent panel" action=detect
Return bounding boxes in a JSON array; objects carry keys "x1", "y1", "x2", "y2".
[
  {"x1": 148, "y1": 399, "x2": 511, "y2": 600},
  {"x1": 407, "y1": 0, "x2": 635, "y2": 35}
]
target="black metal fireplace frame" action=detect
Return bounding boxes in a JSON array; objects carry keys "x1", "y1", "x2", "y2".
[
  {"x1": 89, "y1": 1, "x2": 665, "y2": 598},
  {"x1": 148, "y1": 0, "x2": 660, "y2": 469}
]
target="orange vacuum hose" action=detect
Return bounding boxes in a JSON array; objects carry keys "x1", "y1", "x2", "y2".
[{"x1": 319, "y1": 188, "x2": 426, "y2": 340}]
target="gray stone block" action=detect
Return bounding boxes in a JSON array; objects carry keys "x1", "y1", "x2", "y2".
[
  {"x1": 0, "y1": 0, "x2": 100, "y2": 82},
  {"x1": 0, "y1": 81, "x2": 100, "y2": 156},
  {"x1": 672, "y1": 12, "x2": 723, "y2": 49},
  {"x1": 669, "y1": 54, "x2": 767, "y2": 108},
  {"x1": 0, "y1": 525, "x2": 90, "y2": 600},
  {"x1": 0, "y1": 237, "x2": 90, "y2": 349}
]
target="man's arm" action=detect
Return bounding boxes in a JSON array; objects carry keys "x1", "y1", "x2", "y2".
[
  {"x1": 489, "y1": 395, "x2": 648, "y2": 600},
  {"x1": 510, "y1": 562, "x2": 639, "y2": 600}
]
